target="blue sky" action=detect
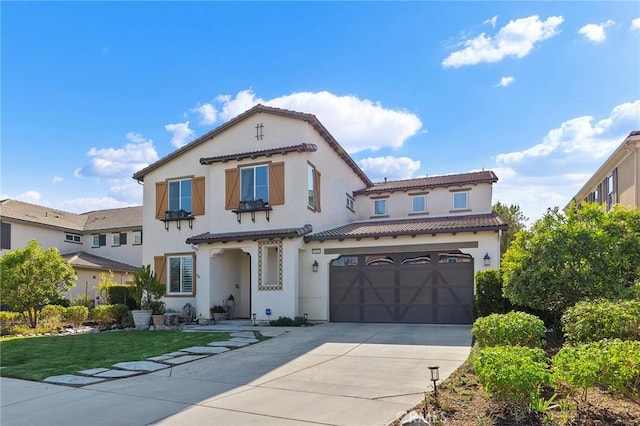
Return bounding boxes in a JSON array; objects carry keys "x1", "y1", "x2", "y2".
[{"x1": 2, "y1": 2, "x2": 639, "y2": 223}]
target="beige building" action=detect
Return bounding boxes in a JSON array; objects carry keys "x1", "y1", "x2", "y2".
[
  {"x1": 570, "y1": 130, "x2": 640, "y2": 210},
  {"x1": 133, "y1": 105, "x2": 506, "y2": 324},
  {"x1": 0, "y1": 200, "x2": 142, "y2": 302}
]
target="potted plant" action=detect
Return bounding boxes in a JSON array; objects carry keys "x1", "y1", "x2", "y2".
[
  {"x1": 210, "y1": 305, "x2": 227, "y2": 321},
  {"x1": 130, "y1": 265, "x2": 165, "y2": 330}
]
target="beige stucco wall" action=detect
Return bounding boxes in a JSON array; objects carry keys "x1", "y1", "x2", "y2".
[
  {"x1": 62, "y1": 268, "x2": 133, "y2": 304},
  {"x1": 617, "y1": 150, "x2": 638, "y2": 208},
  {"x1": 0, "y1": 221, "x2": 80, "y2": 256}
]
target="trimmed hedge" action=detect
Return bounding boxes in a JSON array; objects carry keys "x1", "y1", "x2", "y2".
[
  {"x1": 106, "y1": 285, "x2": 137, "y2": 310},
  {"x1": 63, "y1": 306, "x2": 89, "y2": 328},
  {"x1": 562, "y1": 299, "x2": 640, "y2": 344},
  {"x1": 472, "y1": 311, "x2": 546, "y2": 348},
  {"x1": 474, "y1": 269, "x2": 511, "y2": 318},
  {"x1": 473, "y1": 346, "x2": 551, "y2": 404},
  {"x1": 90, "y1": 304, "x2": 133, "y2": 329}
]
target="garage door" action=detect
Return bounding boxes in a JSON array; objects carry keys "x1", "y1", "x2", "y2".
[{"x1": 330, "y1": 252, "x2": 474, "y2": 324}]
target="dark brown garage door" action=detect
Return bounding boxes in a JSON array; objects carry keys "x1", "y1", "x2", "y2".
[{"x1": 330, "y1": 252, "x2": 474, "y2": 324}]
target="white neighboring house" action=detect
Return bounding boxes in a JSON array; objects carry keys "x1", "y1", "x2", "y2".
[
  {"x1": 0, "y1": 200, "x2": 142, "y2": 302},
  {"x1": 133, "y1": 104, "x2": 506, "y2": 324}
]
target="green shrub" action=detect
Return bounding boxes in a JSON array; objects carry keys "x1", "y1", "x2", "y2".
[
  {"x1": 90, "y1": 304, "x2": 133, "y2": 329},
  {"x1": 39, "y1": 304, "x2": 66, "y2": 332},
  {"x1": 472, "y1": 311, "x2": 546, "y2": 348},
  {"x1": 474, "y1": 269, "x2": 511, "y2": 318},
  {"x1": 63, "y1": 306, "x2": 89, "y2": 328},
  {"x1": 269, "y1": 316, "x2": 311, "y2": 327},
  {"x1": 0, "y1": 311, "x2": 23, "y2": 335},
  {"x1": 473, "y1": 346, "x2": 551, "y2": 404},
  {"x1": 70, "y1": 295, "x2": 94, "y2": 309},
  {"x1": 562, "y1": 299, "x2": 640, "y2": 344},
  {"x1": 106, "y1": 285, "x2": 137, "y2": 310},
  {"x1": 553, "y1": 339, "x2": 640, "y2": 402}
]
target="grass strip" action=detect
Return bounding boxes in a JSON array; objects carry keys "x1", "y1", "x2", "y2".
[{"x1": 0, "y1": 330, "x2": 230, "y2": 381}]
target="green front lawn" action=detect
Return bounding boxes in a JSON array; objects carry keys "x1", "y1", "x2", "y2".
[{"x1": 0, "y1": 330, "x2": 229, "y2": 381}]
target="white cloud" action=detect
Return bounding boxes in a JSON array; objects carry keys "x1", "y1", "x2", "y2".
[
  {"x1": 358, "y1": 156, "x2": 421, "y2": 181},
  {"x1": 491, "y1": 100, "x2": 640, "y2": 223},
  {"x1": 578, "y1": 20, "x2": 615, "y2": 43},
  {"x1": 494, "y1": 76, "x2": 515, "y2": 87},
  {"x1": 77, "y1": 132, "x2": 159, "y2": 179},
  {"x1": 630, "y1": 18, "x2": 640, "y2": 30},
  {"x1": 165, "y1": 121, "x2": 195, "y2": 148},
  {"x1": 51, "y1": 176, "x2": 63, "y2": 184},
  {"x1": 193, "y1": 103, "x2": 217, "y2": 125},
  {"x1": 442, "y1": 15, "x2": 564, "y2": 68},
  {"x1": 483, "y1": 16, "x2": 498, "y2": 28},
  {"x1": 496, "y1": 100, "x2": 640, "y2": 165},
  {"x1": 12, "y1": 190, "x2": 42, "y2": 204},
  {"x1": 60, "y1": 197, "x2": 134, "y2": 214},
  {"x1": 211, "y1": 90, "x2": 422, "y2": 153}
]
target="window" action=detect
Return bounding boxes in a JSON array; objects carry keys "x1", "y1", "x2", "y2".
[
  {"x1": 92, "y1": 234, "x2": 106, "y2": 248},
  {"x1": 112, "y1": 233, "x2": 120, "y2": 246},
  {"x1": 168, "y1": 178, "x2": 192, "y2": 214},
  {"x1": 307, "y1": 163, "x2": 321, "y2": 211},
  {"x1": 374, "y1": 199, "x2": 387, "y2": 216},
  {"x1": 112, "y1": 232, "x2": 127, "y2": 246},
  {"x1": 346, "y1": 194, "x2": 355, "y2": 211},
  {"x1": 453, "y1": 192, "x2": 468, "y2": 210},
  {"x1": 412, "y1": 195, "x2": 426, "y2": 213},
  {"x1": 606, "y1": 173, "x2": 615, "y2": 211},
  {"x1": 133, "y1": 230, "x2": 142, "y2": 245},
  {"x1": 331, "y1": 256, "x2": 358, "y2": 267},
  {"x1": 1, "y1": 223, "x2": 10, "y2": 250},
  {"x1": 241, "y1": 165, "x2": 269, "y2": 203},
  {"x1": 365, "y1": 255, "x2": 394, "y2": 266},
  {"x1": 168, "y1": 255, "x2": 193, "y2": 294},
  {"x1": 65, "y1": 233, "x2": 82, "y2": 244}
]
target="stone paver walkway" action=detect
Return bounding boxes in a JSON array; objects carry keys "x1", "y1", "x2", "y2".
[{"x1": 41, "y1": 331, "x2": 273, "y2": 387}]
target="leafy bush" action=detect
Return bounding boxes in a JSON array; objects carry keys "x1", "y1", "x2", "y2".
[
  {"x1": 269, "y1": 316, "x2": 311, "y2": 327},
  {"x1": 472, "y1": 311, "x2": 546, "y2": 348},
  {"x1": 106, "y1": 285, "x2": 137, "y2": 310},
  {"x1": 39, "y1": 304, "x2": 66, "y2": 332},
  {"x1": 562, "y1": 299, "x2": 640, "y2": 344},
  {"x1": 63, "y1": 306, "x2": 89, "y2": 329},
  {"x1": 553, "y1": 339, "x2": 640, "y2": 402},
  {"x1": 473, "y1": 346, "x2": 551, "y2": 404},
  {"x1": 90, "y1": 304, "x2": 133, "y2": 329},
  {"x1": 70, "y1": 295, "x2": 94, "y2": 309},
  {"x1": 474, "y1": 269, "x2": 511, "y2": 318},
  {"x1": 0, "y1": 311, "x2": 23, "y2": 335}
]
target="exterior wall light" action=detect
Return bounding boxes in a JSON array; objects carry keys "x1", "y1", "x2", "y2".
[
  {"x1": 483, "y1": 253, "x2": 491, "y2": 267},
  {"x1": 304, "y1": 313, "x2": 308, "y2": 321},
  {"x1": 428, "y1": 365, "x2": 440, "y2": 397},
  {"x1": 312, "y1": 260, "x2": 319, "y2": 272},
  {"x1": 252, "y1": 313, "x2": 257, "y2": 326}
]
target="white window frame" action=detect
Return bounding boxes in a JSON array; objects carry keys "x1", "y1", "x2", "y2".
[
  {"x1": 452, "y1": 192, "x2": 469, "y2": 210},
  {"x1": 65, "y1": 233, "x2": 82, "y2": 244},
  {"x1": 346, "y1": 194, "x2": 355, "y2": 211},
  {"x1": 374, "y1": 199, "x2": 387, "y2": 216},
  {"x1": 168, "y1": 178, "x2": 192, "y2": 214},
  {"x1": 411, "y1": 195, "x2": 427, "y2": 213},
  {"x1": 112, "y1": 233, "x2": 121, "y2": 247},
  {"x1": 167, "y1": 255, "x2": 194, "y2": 295},
  {"x1": 240, "y1": 164, "x2": 269, "y2": 203},
  {"x1": 133, "y1": 230, "x2": 142, "y2": 245}
]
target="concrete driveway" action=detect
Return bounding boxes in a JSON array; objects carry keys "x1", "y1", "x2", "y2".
[{"x1": 1, "y1": 323, "x2": 471, "y2": 426}]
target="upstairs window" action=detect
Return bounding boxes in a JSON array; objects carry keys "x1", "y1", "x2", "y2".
[
  {"x1": 112, "y1": 232, "x2": 127, "y2": 246},
  {"x1": 374, "y1": 199, "x2": 387, "y2": 216},
  {"x1": 606, "y1": 172, "x2": 616, "y2": 211},
  {"x1": 133, "y1": 230, "x2": 143, "y2": 245},
  {"x1": 346, "y1": 194, "x2": 355, "y2": 211},
  {"x1": 1, "y1": 223, "x2": 10, "y2": 250},
  {"x1": 241, "y1": 165, "x2": 269, "y2": 203},
  {"x1": 65, "y1": 233, "x2": 82, "y2": 244},
  {"x1": 92, "y1": 234, "x2": 106, "y2": 248},
  {"x1": 412, "y1": 195, "x2": 426, "y2": 213},
  {"x1": 169, "y1": 178, "x2": 192, "y2": 214},
  {"x1": 453, "y1": 192, "x2": 468, "y2": 210},
  {"x1": 307, "y1": 163, "x2": 321, "y2": 212}
]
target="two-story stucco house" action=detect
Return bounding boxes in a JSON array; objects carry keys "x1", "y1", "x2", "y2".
[
  {"x1": 0, "y1": 200, "x2": 142, "y2": 301},
  {"x1": 132, "y1": 105, "x2": 506, "y2": 324},
  {"x1": 569, "y1": 130, "x2": 640, "y2": 211}
]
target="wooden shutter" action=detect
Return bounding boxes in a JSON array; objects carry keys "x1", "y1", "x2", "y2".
[
  {"x1": 155, "y1": 181, "x2": 168, "y2": 219},
  {"x1": 99, "y1": 234, "x2": 106, "y2": 247},
  {"x1": 154, "y1": 256, "x2": 166, "y2": 284},
  {"x1": 192, "y1": 176, "x2": 205, "y2": 216},
  {"x1": 225, "y1": 168, "x2": 240, "y2": 210},
  {"x1": 269, "y1": 162, "x2": 285, "y2": 206},
  {"x1": 313, "y1": 168, "x2": 321, "y2": 212}
]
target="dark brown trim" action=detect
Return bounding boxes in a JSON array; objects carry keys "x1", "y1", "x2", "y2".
[
  {"x1": 449, "y1": 209, "x2": 472, "y2": 213},
  {"x1": 408, "y1": 212, "x2": 430, "y2": 217},
  {"x1": 449, "y1": 188, "x2": 471, "y2": 192},
  {"x1": 201, "y1": 143, "x2": 317, "y2": 165},
  {"x1": 369, "y1": 215, "x2": 390, "y2": 219},
  {"x1": 370, "y1": 195, "x2": 390, "y2": 199},
  {"x1": 187, "y1": 224, "x2": 313, "y2": 244},
  {"x1": 324, "y1": 241, "x2": 479, "y2": 255},
  {"x1": 408, "y1": 191, "x2": 429, "y2": 196}
]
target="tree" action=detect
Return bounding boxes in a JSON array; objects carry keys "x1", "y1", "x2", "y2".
[
  {"x1": 0, "y1": 240, "x2": 76, "y2": 328},
  {"x1": 130, "y1": 264, "x2": 165, "y2": 314},
  {"x1": 492, "y1": 202, "x2": 528, "y2": 256},
  {"x1": 502, "y1": 203, "x2": 640, "y2": 317}
]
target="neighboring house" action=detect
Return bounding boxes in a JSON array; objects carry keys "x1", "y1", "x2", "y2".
[
  {"x1": 0, "y1": 200, "x2": 142, "y2": 301},
  {"x1": 133, "y1": 104, "x2": 506, "y2": 324},
  {"x1": 569, "y1": 130, "x2": 640, "y2": 211}
]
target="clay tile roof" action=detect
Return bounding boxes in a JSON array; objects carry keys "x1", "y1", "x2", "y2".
[
  {"x1": 82, "y1": 206, "x2": 143, "y2": 231},
  {"x1": 630, "y1": 130, "x2": 640, "y2": 137},
  {"x1": 0, "y1": 199, "x2": 142, "y2": 232},
  {"x1": 133, "y1": 104, "x2": 372, "y2": 186},
  {"x1": 62, "y1": 251, "x2": 138, "y2": 272},
  {"x1": 200, "y1": 143, "x2": 317, "y2": 165},
  {"x1": 304, "y1": 213, "x2": 506, "y2": 242},
  {"x1": 186, "y1": 224, "x2": 313, "y2": 244},
  {"x1": 353, "y1": 171, "x2": 498, "y2": 195}
]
